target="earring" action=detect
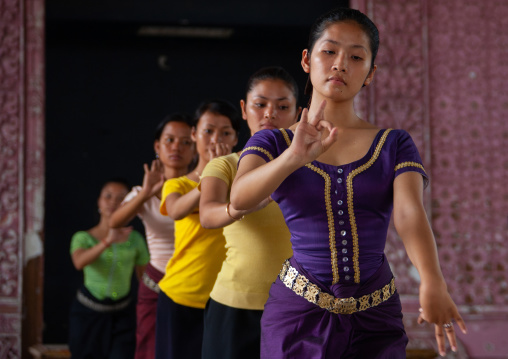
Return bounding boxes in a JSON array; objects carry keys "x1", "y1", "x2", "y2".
[{"x1": 155, "y1": 153, "x2": 159, "y2": 159}]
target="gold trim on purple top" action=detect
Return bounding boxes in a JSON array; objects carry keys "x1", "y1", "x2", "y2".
[{"x1": 347, "y1": 129, "x2": 392, "y2": 283}]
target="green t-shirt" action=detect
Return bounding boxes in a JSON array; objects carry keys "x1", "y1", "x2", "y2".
[{"x1": 70, "y1": 230, "x2": 149, "y2": 301}]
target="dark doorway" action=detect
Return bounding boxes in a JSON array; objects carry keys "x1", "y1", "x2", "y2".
[{"x1": 44, "y1": 0, "x2": 348, "y2": 343}]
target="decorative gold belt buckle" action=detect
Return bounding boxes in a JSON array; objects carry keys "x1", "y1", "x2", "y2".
[{"x1": 333, "y1": 297, "x2": 357, "y2": 314}]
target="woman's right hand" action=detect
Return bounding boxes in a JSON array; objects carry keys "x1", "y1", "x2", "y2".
[
  {"x1": 289, "y1": 100, "x2": 338, "y2": 166},
  {"x1": 208, "y1": 142, "x2": 231, "y2": 161},
  {"x1": 140, "y1": 159, "x2": 165, "y2": 198}
]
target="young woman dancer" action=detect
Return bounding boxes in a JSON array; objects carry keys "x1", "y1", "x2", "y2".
[
  {"x1": 69, "y1": 179, "x2": 149, "y2": 359},
  {"x1": 109, "y1": 114, "x2": 194, "y2": 359},
  {"x1": 155, "y1": 100, "x2": 241, "y2": 359},
  {"x1": 231, "y1": 8, "x2": 466, "y2": 358},
  {"x1": 199, "y1": 66, "x2": 301, "y2": 359}
]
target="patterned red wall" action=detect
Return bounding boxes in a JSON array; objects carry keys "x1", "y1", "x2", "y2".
[
  {"x1": 352, "y1": 0, "x2": 508, "y2": 357},
  {"x1": 0, "y1": 0, "x2": 45, "y2": 357},
  {"x1": 1, "y1": 0, "x2": 507, "y2": 358}
]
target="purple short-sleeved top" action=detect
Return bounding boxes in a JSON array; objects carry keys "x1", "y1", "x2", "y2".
[{"x1": 239, "y1": 128, "x2": 428, "y2": 287}]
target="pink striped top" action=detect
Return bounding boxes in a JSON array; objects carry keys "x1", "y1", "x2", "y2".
[{"x1": 123, "y1": 186, "x2": 175, "y2": 273}]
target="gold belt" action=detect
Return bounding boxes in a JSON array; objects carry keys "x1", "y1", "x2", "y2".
[
  {"x1": 142, "y1": 272, "x2": 161, "y2": 293},
  {"x1": 279, "y1": 259, "x2": 396, "y2": 315}
]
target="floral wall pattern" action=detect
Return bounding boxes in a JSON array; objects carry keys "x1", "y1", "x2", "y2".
[
  {"x1": 0, "y1": 0, "x2": 45, "y2": 357},
  {"x1": 0, "y1": 0, "x2": 23, "y2": 356},
  {"x1": 353, "y1": 0, "x2": 508, "y2": 357},
  {"x1": 1, "y1": 0, "x2": 507, "y2": 357}
]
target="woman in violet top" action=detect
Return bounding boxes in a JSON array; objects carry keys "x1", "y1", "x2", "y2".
[
  {"x1": 69, "y1": 179, "x2": 149, "y2": 359},
  {"x1": 156, "y1": 100, "x2": 242, "y2": 359},
  {"x1": 109, "y1": 114, "x2": 194, "y2": 359},
  {"x1": 199, "y1": 66, "x2": 301, "y2": 359},
  {"x1": 231, "y1": 8, "x2": 467, "y2": 359}
]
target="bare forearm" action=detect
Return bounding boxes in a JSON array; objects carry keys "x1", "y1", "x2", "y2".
[
  {"x1": 393, "y1": 172, "x2": 445, "y2": 284},
  {"x1": 109, "y1": 193, "x2": 149, "y2": 228},
  {"x1": 165, "y1": 188, "x2": 200, "y2": 220},
  {"x1": 395, "y1": 205, "x2": 445, "y2": 284},
  {"x1": 200, "y1": 201, "x2": 242, "y2": 228},
  {"x1": 231, "y1": 151, "x2": 302, "y2": 210},
  {"x1": 72, "y1": 242, "x2": 108, "y2": 270}
]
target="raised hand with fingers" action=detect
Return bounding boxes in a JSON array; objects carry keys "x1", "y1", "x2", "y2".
[
  {"x1": 140, "y1": 159, "x2": 165, "y2": 199},
  {"x1": 289, "y1": 100, "x2": 338, "y2": 167},
  {"x1": 208, "y1": 142, "x2": 231, "y2": 161}
]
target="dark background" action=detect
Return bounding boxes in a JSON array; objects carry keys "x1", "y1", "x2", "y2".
[{"x1": 44, "y1": 0, "x2": 348, "y2": 343}]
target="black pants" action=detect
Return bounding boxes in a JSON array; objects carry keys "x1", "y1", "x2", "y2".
[
  {"x1": 155, "y1": 290, "x2": 204, "y2": 359},
  {"x1": 202, "y1": 298, "x2": 263, "y2": 359},
  {"x1": 68, "y1": 287, "x2": 136, "y2": 359}
]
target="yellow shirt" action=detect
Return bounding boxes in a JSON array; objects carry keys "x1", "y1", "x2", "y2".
[
  {"x1": 159, "y1": 176, "x2": 226, "y2": 309},
  {"x1": 200, "y1": 153, "x2": 292, "y2": 310}
]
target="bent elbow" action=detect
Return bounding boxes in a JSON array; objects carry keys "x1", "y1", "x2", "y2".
[
  {"x1": 166, "y1": 209, "x2": 185, "y2": 221},
  {"x1": 200, "y1": 218, "x2": 214, "y2": 229},
  {"x1": 109, "y1": 217, "x2": 120, "y2": 228},
  {"x1": 199, "y1": 208, "x2": 217, "y2": 229},
  {"x1": 168, "y1": 213, "x2": 184, "y2": 221},
  {"x1": 229, "y1": 191, "x2": 244, "y2": 211},
  {"x1": 72, "y1": 261, "x2": 84, "y2": 271}
]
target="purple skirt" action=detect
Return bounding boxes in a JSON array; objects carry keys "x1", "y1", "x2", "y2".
[{"x1": 260, "y1": 256, "x2": 408, "y2": 359}]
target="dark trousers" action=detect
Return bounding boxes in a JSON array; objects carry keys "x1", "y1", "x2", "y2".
[
  {"x1": 202, "y1": 298, "x2": 263, "y2": 359},
  {"x1": 155, "y1": 290, "x2": 204, "y2": 359},
  {"x1": 69, "y1": 287, "x2": 136, "y2": 359}
]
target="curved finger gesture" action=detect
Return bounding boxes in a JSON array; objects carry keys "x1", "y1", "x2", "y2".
[
  {"x1": 290, "y1": 100, "x2": 338, "y2": 166},
  {"x1": 208, "y1": 142, "x2": 231, "y2": 161},
  {"x1": 141, "y1": 159, "x2": 165, "y2": 198}
]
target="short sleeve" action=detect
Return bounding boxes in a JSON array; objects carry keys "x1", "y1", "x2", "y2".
[
  {"x1": 123, "y1": 186, "x2": 141, "y2": 204},
  {"x1": 160, "y1": 178, "x2": 185, "y2": 216},
  {"x1": 122, "y1": 186, "x2": 144, "y2": 218},
  {"x1": 199, "y1": 155, "x2": 236, "y2": 191},
  {"x1": 239, "y1": 129, "x2": 280, "y2": 164},
  {"x1": 70, "y1": 231, "x2": 94, "y2": 254},
  {"x1": 131, "y1": 230, "x2": 150, "y2": 266},
  {"x1": 394, "y1": 130, "x2": 429, "y2": 188}
]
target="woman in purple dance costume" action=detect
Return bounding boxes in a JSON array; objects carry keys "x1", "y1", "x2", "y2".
[{"x1": 231, "y1": 7, "x2": 467, "y2": 359}]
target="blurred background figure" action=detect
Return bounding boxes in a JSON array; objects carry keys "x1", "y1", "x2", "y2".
[
  {"x1": 155, "y1": 100, "x2": 241, "y2": 359},
  {"x1": 109, "y1": 114, "x2": 195, "y2": 359},
  {"x1": 69, "y1": 179, "x2": 149, "y2": 359}
]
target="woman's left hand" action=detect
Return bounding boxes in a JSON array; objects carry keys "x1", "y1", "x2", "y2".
[
  {"x1": 417, "y1": 281, "x2": 467, "y2": 356},
  {"x1": 104, "y1": 227, "x2": 133, "y2": 245}
]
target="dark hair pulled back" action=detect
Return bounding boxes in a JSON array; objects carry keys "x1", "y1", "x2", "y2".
[
  {"x1": 305, "y1": 7, "x2": 380, "y2": 96},
  {"x1": 194, "y1": 99, "x2": 242, "y2": 135},
  {"x1": 154, "y1": 113, "x2": 193, "y2": 142},
  {"x1": 245, "y1": 66, "x2": 299, "y2": 106},
  {"x1": 100, "y1": 177, "x2": 130, "y2": 194}
]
